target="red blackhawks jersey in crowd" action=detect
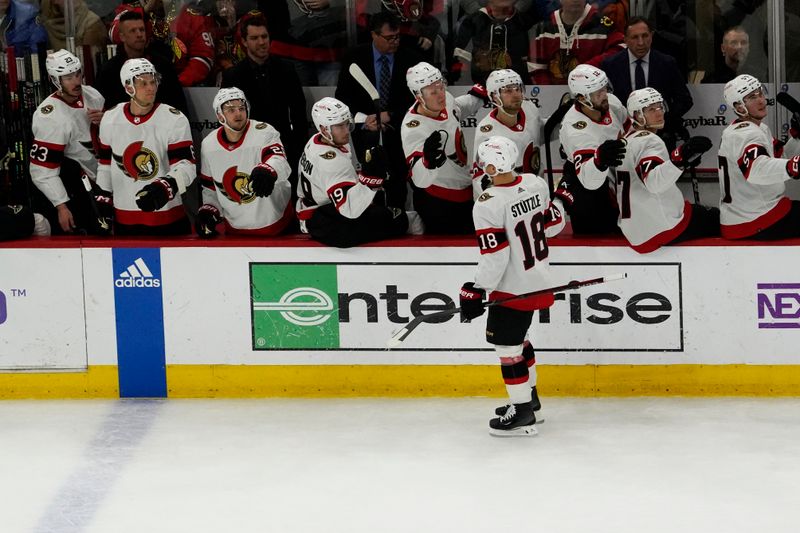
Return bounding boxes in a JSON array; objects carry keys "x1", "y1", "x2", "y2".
[
  {"x1": 472, "y1": 100, "x2": 543, "y2": 198},
  {"x1": 472, "y1": 173, "x2": 565, "y2": 310},
  {"x1": 199, "y1": 120, "x2": 293, "y2": 235},
  {"x1": 529, "y1": 4, "x2": 623, "y2": 84},
  {"x1": 296, "y1": 134, "x2": 377, "y2": 232},
  {"x1": 717, "y1": 119, "x2": 800, "y2": 239},
  {"x1": 97, "y1": 103, "x2": 196, "y2": 227},
  {"x1": 30, "y1": 86, "x2": 105, "y2": 207},
  {"x1": 614, "y1": 128, "x2": 690, "y2": 253}
]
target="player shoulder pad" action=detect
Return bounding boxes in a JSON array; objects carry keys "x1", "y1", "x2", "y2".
[
  {"x1": 477, "y1": 191, "x2": 494, "y2": 202},
  {"x1": 169, "y1": 107, "x2": 182, "y2": 115},
  {"x1": 572, "y1": 120, "x2": 587, "y2": 130},
  {"x1": 405, "y1": 119, "x2": 420, "y2": 128},
  {"x1": 480, "y1": 124, "x2": 493, "y2": 133}
]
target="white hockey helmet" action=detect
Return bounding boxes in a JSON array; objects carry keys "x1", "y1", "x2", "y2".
[
  {"x1": 120, "y1": 58, "x2": 160, "y2": 97},
  {"x1": 486, "y1": 69, "x2": 523, "y2": 105},
  {"x1": 213, "y1": 87, "x2": 249, "y2": 131},
  {"x1": 627, "y1": 88, "x2": 667, "y2": 127},
  {"x1": 46, "y1": 49, "x2": 82, "y2": 91},
  {"x1": 724, "y1": 74, "x2": 764, "y2": 116},
  {"x1": 406, "y1": 61, "x2": 444, "y2": 95},
  {"x1": 312, "y1": 97, "x2": 353, "y2": 140},
  {"x1": 477, "y1": 136, "x2": 519, "y2": 177},
  {"x1": 568, "y1": 64, "x2": 610, "y2": 99}
]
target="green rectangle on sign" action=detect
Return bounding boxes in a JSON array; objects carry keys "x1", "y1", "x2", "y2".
[{"x1": 250, "y1": 264, "x2": 339, "y2": 349}]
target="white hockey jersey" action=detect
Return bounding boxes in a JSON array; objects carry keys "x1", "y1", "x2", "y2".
[
  {"x1": 97, "y1": 102, "x2": 196, "y2": 227},
  {"x1": 401, "y1": 91, "x2": 484, "y2": 203},
  {"x1": 30, "y1": 87, "x2": 105, "y2": 206},
  {"x1": 559, "y1": 93, "x2": 630, "y2": 190},
  {"x1": 472, "y1": 173, "x2": 565, "y2": 311},
  {"x1": 717, "y1": 119, "x2": 800, "y2": 238},
  {"x1": 200, "y1": 120, "x2": 292, "y2": 235},
  {"x1": 472, "y1": 101, "x2": 544, "y2": 199},
  {"x1": 614, "y1": 129, "x2": 690, "y2": 252},
  {"x1": 296, "y1": 134, "x2": 376, "y2": 232}
]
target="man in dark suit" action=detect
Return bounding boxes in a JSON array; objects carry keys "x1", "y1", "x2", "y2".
[
  {"x1": 601, "y1": 16, "x2": 693, "y2": 149},
  {"x1": 221, "y1": 15, "x2": 309, "y2": 182},
  {"x1": 335, "y1": 11, "x2": 422, "y2": 208}
]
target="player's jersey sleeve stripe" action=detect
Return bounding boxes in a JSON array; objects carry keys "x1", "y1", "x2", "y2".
[
  {"x1": 261, "y1": 143, "x2": 286, "y2": 163},
  {"x1": 326, "y1": 181, "x2": 355, "y2": 210},
  {"x1": 635, "y1": 156, "x2": 665, "y2": 182},
  {"x1": 199, "y1": 173, "x2": 216, "y2": 190},
  {"x1": 572, "y1": 148, "x2": 595, "y2": 173},
  {"x1": 475, "y1": 227, "x2": 509, "y2": 254},
  {"x1": 168, "y1": 141, "x2": 196, "y2": 164},
  {"x1": 737, "y1": 143, "x2": 769, "y2": 180},
  {"x1": 29, "y1": 139, "x2": 66, "y2": 168}
]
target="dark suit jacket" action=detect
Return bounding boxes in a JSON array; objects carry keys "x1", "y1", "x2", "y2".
[
  {"x1": 221, "y1": 56, "x2": 309, "y2": 169},
  {"x1": 335, "y1": 43, "x2": 422, "y2": 131},
  {"x1": 602, "y1": 48, "x2": 693, "y2": 141}
]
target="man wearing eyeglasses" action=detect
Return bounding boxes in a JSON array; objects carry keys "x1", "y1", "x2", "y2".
[{"x1": 335, "y1": 11, "x2": 423, "y2": 209}]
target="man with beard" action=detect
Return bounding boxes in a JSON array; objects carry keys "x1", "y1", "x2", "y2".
[
  {"x1": 703, "y1": 26, "x2": 750, "y2": 84},
  {"x1": 30, "y1": 49, "x2": 106, "y2": 234}
]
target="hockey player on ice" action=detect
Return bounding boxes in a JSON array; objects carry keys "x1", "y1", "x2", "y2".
[
  {"x1": 614, "y1": 87, "x2": 719, "y2": 253},
  {"x1": 556, "y1": 64, "x2": 628, "y2": 234},
  {"x1": 296, "y1": 97, "x2": 424, "y2": 247},
  {"x1": 472, "y1": 68, "x2": 544, "y2": 198},
  {"x1": 197, "y1": 87, "x2": 294, "y2": 237},
  {"x1": 401, "y1": 61, "x2": 486, "y2": 234},
  {"x1": 717, "y1": 74, "x2": 800, "y2": 240},
  {"x1": 459, "y1": 136, "x2": 565, "y2": 437}
]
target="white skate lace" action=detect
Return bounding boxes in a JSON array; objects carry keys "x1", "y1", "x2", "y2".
[{"x1": 500, "y1": 404, "x2": 516, "y2": 422}]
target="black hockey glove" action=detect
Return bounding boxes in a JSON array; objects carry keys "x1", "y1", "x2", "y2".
[
  {"x1": 423, "y1": 130, "x2": 447, "y2": 169},
  {"x1": 467, "y1": 83, "x2": 489, "y2": 104},
  {"x1": 93, "y1": 191, "x2": 114, "y2": 235},
  {"x1": 359, "y1": 146, "x2": 388, "y2": 189},
  {"x1": 790, "y1": 113, "x2": 800, "y2": 139},
  {"x1": 250, "y1": 163, "x2": 278, "y2": 197},
  {"x1": 670, "y1": 136, "x2": 712, "y2": 169},
  {"x1": 594, "y1": 139, "x2": 627, "y2": 171},
  {"x1": 787, "y1": 156, "x2": 800, "y2": 179},
  {"x1": 135, "y1": 176, "x2": 177, "y2": 212},
  {"x1": 459, "y1": 282, "x2": 486, "y2": 323},
  {"x1": 195, "y1": 204, "x2": 222, "y2": 238}
]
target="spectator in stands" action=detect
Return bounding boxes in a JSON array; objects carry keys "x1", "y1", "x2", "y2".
[
  {"x1": 0, "y1": 0, "x2": 48, "y2": 52},
  {"x1": 95, "y1": 11, "x2": 188, "y2": 113},
  {"x1": 40, "y1": 0, "x2": 107, "y2": 50},
  {"x1": 336, "y1": 11, "x2": 421, "y2": 208},
  {"x1": 221, "y1": 15, "x2": 309, "y2": 188},
  {"x1": 259, "y1": 0, "x2": 347, "y2": 86},
  {"x1": 169, "y1": 0, "x2": 218, "y2": 86},
  {"x1": 703, "y1": 25, "x2": 749, "y2": 84},
  {"x1": 450, "y1": 0, "x2": 539, "y2": 86},
  {"x1": 529, "y1": 0, "x2": 624, "y2": 84},
  {"x1": 601, "y1": 16, "x2": 692, "y2": 149}
]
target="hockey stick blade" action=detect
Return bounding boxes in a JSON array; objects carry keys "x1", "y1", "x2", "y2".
[
  {"x1": 776, "y1": 92, "x2": 800, "y2": 115},
  {"x1": 349, "y1": 63, "x2": 381, "y2": 102},
  {"x1": 386, "y1": 273, "x2": 627, "y2": 348}
]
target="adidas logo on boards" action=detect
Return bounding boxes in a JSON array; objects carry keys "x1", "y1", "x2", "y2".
[{"x1": 115, "y1": 257, "x2": 161, "y2": 288}]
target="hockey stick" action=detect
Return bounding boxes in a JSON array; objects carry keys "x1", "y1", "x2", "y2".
[
  {"x1": 386, "y1": 273, "x2": 627, "y2": 348},
  {"x1": 776, "y1": 91, "x2": 800, "y2": 115},
  {"x1": 81, "y1": 174, "x2": 110, "y2": 234},
  {"x1": 542, "y1": 95, "x2": 574, "y2": 193},
  {"x1": 690, "y1": 166, "x2": 700, "y2": 204},
  {"x1": 348, "y1": 62, "x2": 384, "y2": 146}
]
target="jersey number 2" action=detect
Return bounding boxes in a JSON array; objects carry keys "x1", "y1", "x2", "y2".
[{"x1": 514, "y1": 212, "x2": 548, "y2": 270}]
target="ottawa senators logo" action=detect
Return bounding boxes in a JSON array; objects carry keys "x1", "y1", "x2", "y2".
[
  {"x1": 40, "y1": 104, "x2": 54, "y2": 115},
  {"x1": 215, "y1": 165, "x2": 255, "y2": 204},
  {"x1": 635, "y1": 131, "x2": 650, "y2": 137},
  {"x1": 480, "y1": 124, "x2": 493, "y2": 133},
  {"x1": 169, "y1": 107, "x2": 181, "y2": 115},
  {"x1": 114, "y1": 141, "x2": 159, "y2": 180},
  {"x1": 405, "y1": 120, "x2": 420, "y2": 128},
  {"x1": 478, "y1": 192, "x2": 493, "y2": 202},
  {"x1": 573, "y1": 121, "x2": 587, "y2": 130},
  {"x1": 255, "y1": 122, "x2": 267, "y2": 130},
  {"x1": 321, "y1": 151, "x2": 336, "y2": 160}
]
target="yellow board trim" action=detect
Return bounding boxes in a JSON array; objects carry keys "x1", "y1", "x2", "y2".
[{"x1": 2, "y1": 365, "x2": 800, "y2": 399}]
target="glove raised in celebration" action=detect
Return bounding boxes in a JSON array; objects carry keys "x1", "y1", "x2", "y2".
[
  {"x1": 250, "y1": 163, "x2": 278, "y2": 197},
  {"x1": 423, "y1": 130, "x2": 447, "y2": 169},
  {"x1": 459, "y1": 282, "x2": 486, "y2": 323},
  {"x1": 195, "y1": 204, "x2": 222, "y2": 238},
  {"x1": 670, "y1": 136, "x2": 713, "y2": 169},
  {"x1": 594, "y1": 139, "x2": 627, "y2": 170},
  {"x1": 135, "y1": 176, "x2": 178, "y2": 212},
  {"x1": 358, "y1": 146, "x2": 387, "y2": 189}
]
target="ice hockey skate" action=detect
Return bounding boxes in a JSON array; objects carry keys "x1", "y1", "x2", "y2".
[
  {"x1": 495, "y1": 387, "x2": 544, "y2": 423},
  {"x1": 489, "y1": 401, "x2": 538, "y2": 437}
]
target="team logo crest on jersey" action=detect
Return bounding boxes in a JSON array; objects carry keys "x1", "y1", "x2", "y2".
[
  {"x1": 115, "y1": 141, "x2": 159, "y2": 180},
  {"x1": 169, "y1": 107, "x2": 181, "y2": 115},
  {"x1": 255, "y1": 122, "x2": 267, "y2": 129},
  {"x1": 478, "y1": 192, "x2": 493, "y2": 202},
  {"x1": 321, "y1": 151, "x2": 336, "y2": 160},
  {"x1": 216, "y1": 166, "x2": 255, "y2": 204},
  {"x1": 480, "y1": 124, "x2": 493, "y2": 133},
  {"x1": 735, "y1": 122, "x2": 750, "y2": 129},
  {"x1": 40, "y1": 104, "x2": 54, "y2": 115},
  {"x1": 405, "y1": 120, "x2": 420, "y2": 128},
  {"x1": 600, "y1": 16, "x2": 613, "y2": 27},
  {"x1": 573, "y1": 121, "x2": 587, "y2": 129},
  {"x1": 635, "y1": 131, "x2": 649, "y2": 137}
]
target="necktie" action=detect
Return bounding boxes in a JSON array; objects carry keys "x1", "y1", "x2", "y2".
[
  {"x1": 635, "y1": 58, "x2": 646, "y2": 90},
  {"x1": 379, "y1": 55, "x2": 391, "y2": 109}
]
